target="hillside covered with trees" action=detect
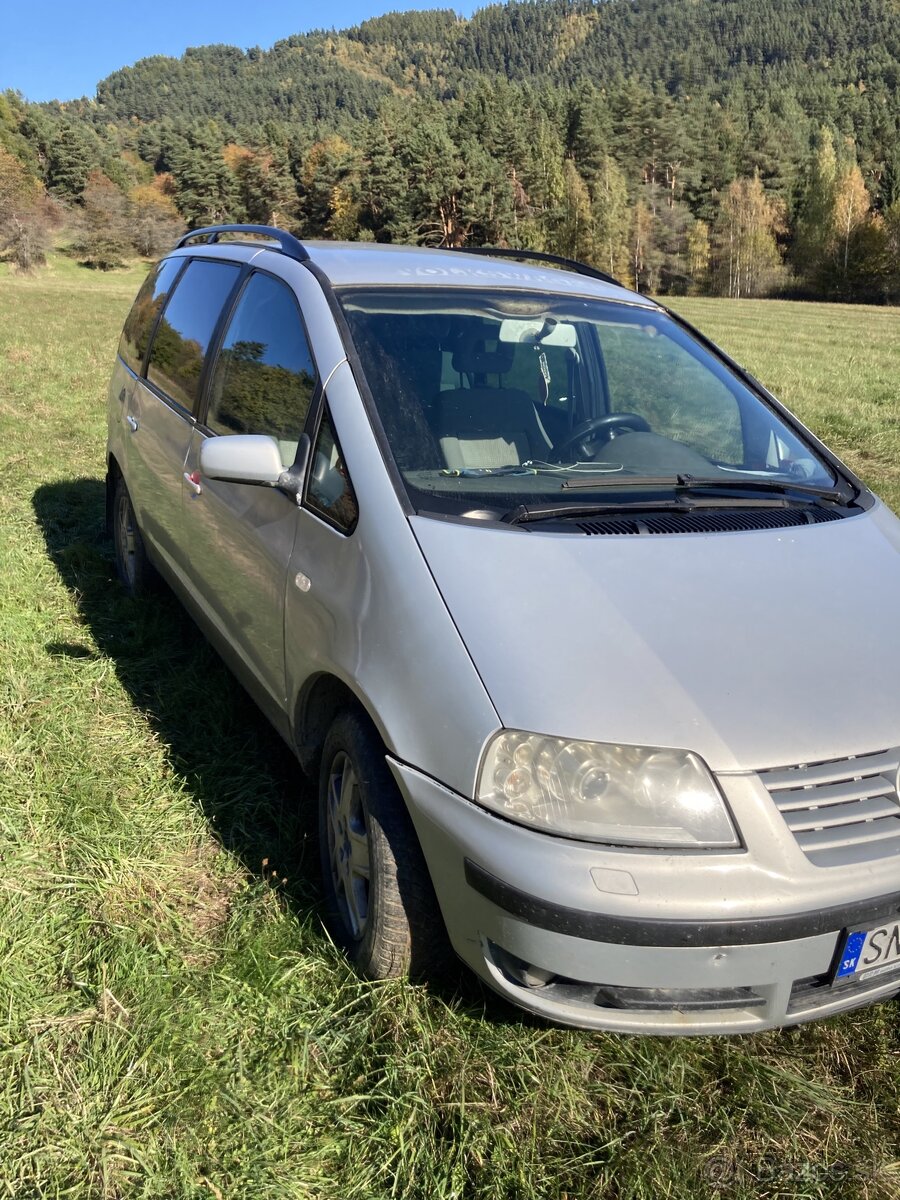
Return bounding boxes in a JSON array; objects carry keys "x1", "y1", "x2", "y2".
[{"x1": 2, "y1": 0, "x2": 900, "y2": 300}]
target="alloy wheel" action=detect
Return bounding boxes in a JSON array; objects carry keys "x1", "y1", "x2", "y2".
[
  {"x1": 325, "y1": 751, "x2": 371, "y2": 940},
  {"x1": 115, "y1": 490, "x2": 137, "y2": 589}
]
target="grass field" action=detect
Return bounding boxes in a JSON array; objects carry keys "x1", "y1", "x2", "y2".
[{"x1": 1, "y1": 262, "x2": 900, "y2": 1199}]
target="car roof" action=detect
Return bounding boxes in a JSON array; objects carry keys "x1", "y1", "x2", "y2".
[
  {"x1": 168, "y1": 236, "x2": 658, "y2": 308},
  {"x1": 299, "y1": 241, "x2": 658, "y2": 308}
]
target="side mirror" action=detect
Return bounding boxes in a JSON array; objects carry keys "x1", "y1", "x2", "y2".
[{"x1": 200, "y1": 434, "x2": 284, "y2": 486}]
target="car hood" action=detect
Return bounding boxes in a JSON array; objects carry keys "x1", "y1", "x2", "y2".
[{"x1": 410, "y1": 503, "x2": 900, "y2": 773}]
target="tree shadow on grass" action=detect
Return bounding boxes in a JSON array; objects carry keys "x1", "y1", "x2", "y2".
[{"x1": 33, "y1": 476, "x2": 527, "y2": 1026}]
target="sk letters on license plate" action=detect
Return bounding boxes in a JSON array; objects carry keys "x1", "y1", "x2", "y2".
[{"x1": 836, "y1": 922, "x2": 900, "y2": 981}]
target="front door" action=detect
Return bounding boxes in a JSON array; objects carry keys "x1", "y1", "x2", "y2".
[{"x1": 181, "y1": 269, "x2": 318, "y2": 727}]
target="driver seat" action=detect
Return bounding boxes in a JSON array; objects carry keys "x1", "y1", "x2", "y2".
[{"x1": 434, "y1": 332, "x2": 554, "y2": 470}]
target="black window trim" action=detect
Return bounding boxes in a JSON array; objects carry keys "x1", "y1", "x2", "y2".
[
  {"x1": 193, "y1": 264, "x2": 323, "y2": 470},
  {"x1": 139, "y1": 255, "x2": 247, "y2": 421},
  {"x1": 302, "y1": 262, "x2": 415, "y2": 518}
]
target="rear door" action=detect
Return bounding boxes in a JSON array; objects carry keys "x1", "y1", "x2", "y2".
[
  {"x1": 124, "y1": 257, "x2": 242, "y2": 583},
  {"x1": 113, "y1": 256, "x2": 184, "y2": 506},
  {"x1": 181, "y1": 269, "x2": 318, "y2": 726}
]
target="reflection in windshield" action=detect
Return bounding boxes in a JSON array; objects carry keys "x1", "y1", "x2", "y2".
[{"x1": 339, "y1": 288, "x2": 837, "y2": 515}]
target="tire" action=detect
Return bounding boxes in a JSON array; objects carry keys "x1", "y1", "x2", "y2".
[
  {"x1": 112, "y1": 474, "x2": 157, "y2": 597},
  {"x1": 318, "y1": 709, "x2": 450, "y2": 980}
]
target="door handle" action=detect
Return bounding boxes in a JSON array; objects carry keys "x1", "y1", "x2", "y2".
[
  {"x1": 183, "y1": 470, "x2": 202, "y2": 496},
  {"x1": 126, "y1": 415, "x2": 138, "y2": 432}
]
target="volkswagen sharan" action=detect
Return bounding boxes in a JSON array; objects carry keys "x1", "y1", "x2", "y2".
[{"x1": 106, "y1": 225, "x2": 900, "y2": 1033}]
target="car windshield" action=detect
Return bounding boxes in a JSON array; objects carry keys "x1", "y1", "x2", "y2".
[{"x1": 338, "y1": 287, "x2": 838, "y2": 518}]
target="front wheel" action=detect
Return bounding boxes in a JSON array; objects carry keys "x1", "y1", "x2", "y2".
[{"x1": 318, "y1": 710, "x2": 450, "y2": 980}]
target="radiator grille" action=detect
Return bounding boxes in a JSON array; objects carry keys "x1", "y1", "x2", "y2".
[{"x1": 759, "y1": 748, "x2": 900, "y2": 868}]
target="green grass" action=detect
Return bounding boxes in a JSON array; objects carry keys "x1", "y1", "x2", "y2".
[
  {"x1": 2, "y1": 265, "x2": 900, "y2": 1198},
  {"x1": 668, "y1": 298, "x2": 900, "y2": 512}
]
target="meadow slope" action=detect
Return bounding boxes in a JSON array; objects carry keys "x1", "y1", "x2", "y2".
[{"x1": 1, "y1": 266, "x2": 899, "y2": 1198}]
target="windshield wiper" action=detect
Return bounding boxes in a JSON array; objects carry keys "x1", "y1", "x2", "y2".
[
  {"x1": 501, "y1": 473, "x2": 856, "y2": 526},
  {"x1": 560, "y1": 472, "x2": 853, "y2": 504},
  {"x1": 500, "y1": 495, "x2": 787, "y2": 525}
]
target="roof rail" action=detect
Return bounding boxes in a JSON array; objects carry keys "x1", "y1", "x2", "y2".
[
  {"x1": 175, "y1": 224, "x2": 309, "y2": 263},
  {"x1": 448, "y1": 245, "x2": 622, "y2": 288}
]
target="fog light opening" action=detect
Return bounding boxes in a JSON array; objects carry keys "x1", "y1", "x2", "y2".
[{"x1": 489, "y1": 942, "x2": 557, "y2": 990}]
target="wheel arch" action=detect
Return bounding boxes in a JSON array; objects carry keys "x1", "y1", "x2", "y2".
[
  {"x1": 105, "y1": 452, "x2": 123, "y2": 538},
  {"x1": 293, "y1": 671, "x2": 392, "y2": 779}
]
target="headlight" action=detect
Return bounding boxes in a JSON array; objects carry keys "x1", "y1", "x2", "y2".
[{"x1": 477, "y1": 732, "x2": 738, "y2": 848}]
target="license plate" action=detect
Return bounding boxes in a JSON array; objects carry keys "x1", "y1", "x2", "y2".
[{"x1": 835, "y1": 922, "x2": 900, "y2": 981}]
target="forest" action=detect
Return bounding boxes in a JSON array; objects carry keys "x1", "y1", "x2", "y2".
[{"x1": 2, "y1": 0, "x2": 900, "y2": 300}]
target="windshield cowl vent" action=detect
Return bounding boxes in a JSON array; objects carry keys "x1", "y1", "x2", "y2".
[{"x1": 576, "y1": 507, "x2": 844, "y2": 537}]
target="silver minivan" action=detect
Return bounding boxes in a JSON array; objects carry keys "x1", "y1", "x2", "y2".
[{"x1": 107, "y1": 225, "x2": 900, "y2": 1034}]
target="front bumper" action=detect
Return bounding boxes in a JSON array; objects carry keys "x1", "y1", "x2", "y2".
[{"x1": 390, "y1": 760, "x2": 900, "y2": 1034}]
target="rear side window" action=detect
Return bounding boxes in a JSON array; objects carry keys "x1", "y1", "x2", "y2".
[
  {"x1": 117, "y1": 258, "x2": 183, "y2": 375},
  {"x1": 206, "y1": 272, "x2": 317, "y2": 466},
  {"x1": 146, "y1": 259, "x2": 241, "y2": 413}
]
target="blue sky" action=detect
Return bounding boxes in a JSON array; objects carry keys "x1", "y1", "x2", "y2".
[{"x1": 2, "y1": 1, "x2": 480, "y2": 103}]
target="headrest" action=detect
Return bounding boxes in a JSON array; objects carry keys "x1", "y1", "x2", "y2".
[{"x1": 450, "y1": 329, "x2": 515, "y2": 377}]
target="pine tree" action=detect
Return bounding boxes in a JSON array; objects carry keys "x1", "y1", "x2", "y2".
[
  {"x1": 358, "y1": 111, "x2": 411, "y2": 242},
  {"x1": 46, "y1": 122, "x2": 94, "y2": 202},
  {"x1": 298, "y1": 136, "x2": 360, "y2": 238},
  {"x1": 567, "y1": 84, "x2": 611, "y2": 183},
  {"x1": 171, "y1": 127, "x2": 242, "y2": 228},
  {"x1": 884, "y1": 202, "x2": 900, "y2": 300},
  {"x1": 234, "y1": 146, "x2": 297, "y2": 227}
]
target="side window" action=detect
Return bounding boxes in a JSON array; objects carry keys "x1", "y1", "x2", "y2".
[
  {"x1": 146, "y1": 259, "x2": 241, "y2": 413},
  {"x1": 306, "y1": 408, "x2": 358, "y2": 534},
  {"x1": 118, "y1": 257, "x2": 183, "y2": 375},
  {"x1": 600, "y1": 324, "x2": 744, "y2": 464},
  {"x1": 206, "y1": 272, "x2": 317, "y2": 467}
]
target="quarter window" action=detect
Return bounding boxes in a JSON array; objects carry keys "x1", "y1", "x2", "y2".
[
  {"x1": 306, "y1": 408, "x2": 358, "y2": 533},
  {"x1": 206, "y1": 272, "x2": 317, "y2": 467},
  {"x1": 118, "y1": 257, "x2": 183, "y2": 375},
  {"x1": 146, "y1": 259, "x2": 241, "y2": 413}
]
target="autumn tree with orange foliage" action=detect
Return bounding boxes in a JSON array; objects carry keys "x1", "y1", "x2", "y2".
[
  {"x1": 0, "y1": 146, "x2": 57, "y2": 270},
  {"x1": 129, "y1": 175, "x2": 184, "y2": 257}
]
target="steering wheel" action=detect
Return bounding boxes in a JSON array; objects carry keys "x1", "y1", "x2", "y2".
[{"x1": 554, "y1": 412, "x2": 651, "y2": 460}]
